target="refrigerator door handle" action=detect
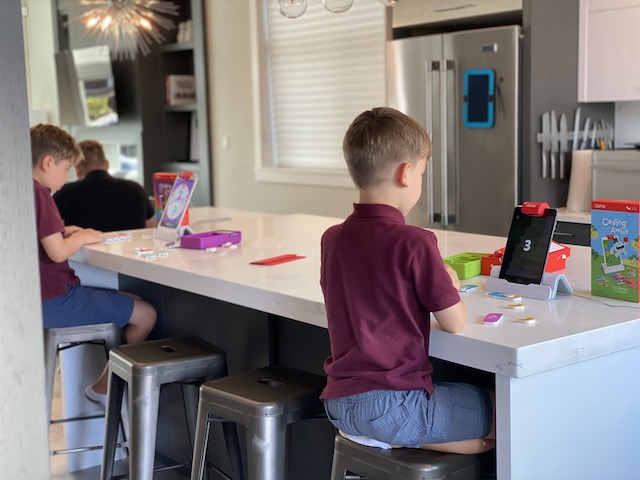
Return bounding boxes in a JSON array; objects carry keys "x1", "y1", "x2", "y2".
[
  {"x1": 426, "y1": 60, "x2": 438, "y2": 225},
  {"x1": 440, "y1": 60, "x2": 454, "y2": 227}
]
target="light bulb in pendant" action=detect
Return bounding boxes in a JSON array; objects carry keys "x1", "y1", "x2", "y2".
[
  {"x1": 323, "y1": 0, "x2": 354, "y2": 14},
  {"x1": 277, "y1": 0, "x2": 308, "y2": 19}
]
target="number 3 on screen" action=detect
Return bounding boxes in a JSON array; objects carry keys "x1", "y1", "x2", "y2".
[{"x1": 523, "y1": 239, "x2": 531, "y2": 252}]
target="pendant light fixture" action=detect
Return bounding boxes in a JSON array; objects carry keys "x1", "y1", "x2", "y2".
[
  {"x1": 277, "y1": 0, "x2": 308, "y2": 18},
  {"x1": 65, "y1": 0, "x2": 180, "y2": 60},
  {"x1": 277, "y1": 0, "x2": 397, "y2": 19},
  {"x1": 322, "y1": 0, "x2": 354, "y2": 14}
]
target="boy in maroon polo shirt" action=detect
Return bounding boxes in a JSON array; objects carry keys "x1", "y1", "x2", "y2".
[
  {"x1": 32, "y1": 124, "x2": 156, "y2": 407},
  {"x1": 320, "y1": 108, "x2": 495, "y2": 454}
]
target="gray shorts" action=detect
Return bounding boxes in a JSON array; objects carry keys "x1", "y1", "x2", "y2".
[{"x1": 322, "y1": 383, "x2": 492, "y2": 448}]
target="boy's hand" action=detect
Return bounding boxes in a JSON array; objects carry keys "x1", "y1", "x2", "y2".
[
  {"x1": 444, "y1": 263, "x2": 461, "y2": 290},
  {"x1": 41, "y1": 227, "x2": 103, "y2": 263},
  {"x1": 78, "y1": 228, "x2": 103, "y2": 245}
]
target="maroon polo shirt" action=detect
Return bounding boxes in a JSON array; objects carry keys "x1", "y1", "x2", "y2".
[
  {"x1": 320, "y1": 203, "x2": 461, "y2": 399},
  {"x1": 34, "y1": 180, "x2": 79, "y2": 301}
]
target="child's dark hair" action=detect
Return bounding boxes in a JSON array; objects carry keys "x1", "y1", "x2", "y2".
[
  {"x1": 343, "y1": 107, "x2": 431, "y2": 190},
  {"x1": 30, "y1": 124, "x2": 82, "y2": 167}
]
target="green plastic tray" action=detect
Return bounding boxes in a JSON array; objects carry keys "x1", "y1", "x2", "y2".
[{"x1": 444, "y1": 252, "x2": 488, "y2": 279}]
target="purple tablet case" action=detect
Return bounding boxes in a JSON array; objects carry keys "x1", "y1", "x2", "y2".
[{"x1": 180, "y1": 230, "x2": 242, "y2": 250}]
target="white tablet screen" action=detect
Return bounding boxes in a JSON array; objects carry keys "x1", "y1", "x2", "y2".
[{"x1": 153, "y1": 175, "x2": 197, "y2": 241}]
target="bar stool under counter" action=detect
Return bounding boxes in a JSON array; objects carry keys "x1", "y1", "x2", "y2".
[
  {"x1": 44, "y1": 323, "x2": 123, "y2": 456},
  {"x1": 100, "y1": 336, "x2": 243, "y2": 480},
  {"x1": 330, "y1": 434, "x2": 495, "y2": 480},
  {"x1": 190, "y1": 366, "x2": 326, "y2": 480}
]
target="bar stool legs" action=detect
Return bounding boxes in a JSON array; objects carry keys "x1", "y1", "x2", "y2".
[
  {"x1": 190, "y1": 408, "x2": 245, "y2": 480},
  {"x1": 101, "y1": 336, "x2": 243, "y2": 480},
  {"x1": 190, "y1": 366, "x2": 326, "y2": 480},
  {"x1": 44, "y1": 323, "x2": 123, "y2": 455},
  {"x1": 247, "y1": 414, "x2": 288, "y2": 479},
  {"x1": 101, "y1": 368, "x2": 125, "y2": 480}
]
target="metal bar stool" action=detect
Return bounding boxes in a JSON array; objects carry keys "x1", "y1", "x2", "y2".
[
  {"x1": 100, "y1": 336, "x2": 243, "y2": 480},
  {"x1": 190, "y1": 366, "x2": 326, "y2": 480},
  {"x1": 330, "y1": 434, "x2": 496, "y2": 480},
  {"x1": 44, "y1": 323, "x2": 123, "y2": 456}
]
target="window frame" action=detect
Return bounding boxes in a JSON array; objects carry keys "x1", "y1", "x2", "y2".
[{"x1": 251, "y1": 0, "x2": 389, "y2": 188}]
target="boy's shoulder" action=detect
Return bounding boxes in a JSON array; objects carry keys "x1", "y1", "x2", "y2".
[
  {"x1": 322, "y1": 216, "x2": 436, "y2": 245},
  {"x1": 400, "y1": 224, "x2": 438, "y2": 248}
]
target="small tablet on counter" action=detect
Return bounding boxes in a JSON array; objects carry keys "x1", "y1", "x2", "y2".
[
  {"x1": 499, "y1": 206, "x2": 557, "y2": 285},
  {"x1": 153, "y1": 175, "x2": 198, "y2": 242}
]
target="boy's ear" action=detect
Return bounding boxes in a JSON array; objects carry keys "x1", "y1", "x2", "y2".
[
  {"x1": 396, "y1": 161, "x2": 411, "y2": 188},
  {"x1": 40, "y1": 155, "x2": 54, "y2": 171}
]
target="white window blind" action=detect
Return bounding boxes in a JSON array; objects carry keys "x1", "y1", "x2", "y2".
[{"x1": 262, "y1": 0, "x2": 386, "y2": 172}]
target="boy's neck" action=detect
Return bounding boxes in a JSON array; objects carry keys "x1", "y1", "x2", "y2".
[
  {"x1": 32, "y1": 170, "x2": 48, "y2": 190},
  {"x1": 359, "y1": 189, "x2": 402, "y2": 211}
]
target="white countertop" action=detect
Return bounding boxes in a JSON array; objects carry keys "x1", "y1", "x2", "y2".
[{"x1": 75, "y1": 207, "x2": 640, "y2": 379}]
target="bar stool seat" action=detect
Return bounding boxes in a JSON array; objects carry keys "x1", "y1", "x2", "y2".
[
  {"x1": 44, "y1": 323, "x2": 123, "y2": 456},
  {"x1": 190, "y1": 366, "x2": 326, "y2": 480},
  {"x1": 330, "y1": 434, "x2": 496, "y2": 480},
  {"x1": 101, "y1": 336, "x2": 243, "y2": 480}
]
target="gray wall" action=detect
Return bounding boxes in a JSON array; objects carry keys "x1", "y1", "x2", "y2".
[
  {"x1": 0, "y1": 1, "x2": 51, "y2": 478},
  {"x1": 521, "y1": 0, "x2": 613, "y2": 206}
]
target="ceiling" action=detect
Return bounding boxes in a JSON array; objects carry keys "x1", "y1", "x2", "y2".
[{"x1": 392, "y1": 0, "x2": 523, "y2": 29}]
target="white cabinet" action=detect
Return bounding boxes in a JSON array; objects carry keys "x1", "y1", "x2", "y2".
[{"x1": 578, "y1": 0, "x2": 640, "y2": 102}]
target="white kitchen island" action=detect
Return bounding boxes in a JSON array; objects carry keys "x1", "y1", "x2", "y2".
[{"x1": 72, "y1": 207, "x2": 640, "y2": 480}]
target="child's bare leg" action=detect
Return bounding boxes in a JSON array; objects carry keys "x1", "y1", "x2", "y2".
[
  {"x1": 92, "y1": 299, "x2": 157, "y2": 394},
  {"x1": 421, "y1": 438, "x2": 495, "y2": 454},
  {"x1": 122, "y1": 298, "x2": 157, "y2": 345}
]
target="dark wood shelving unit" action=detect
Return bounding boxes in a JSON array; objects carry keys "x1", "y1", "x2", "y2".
[{"x1": 137, "y1": 0, "x2": 211, "y2": 207}]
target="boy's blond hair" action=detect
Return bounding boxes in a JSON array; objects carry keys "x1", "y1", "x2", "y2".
[
  {"x1": 30, "y1": 124, "x2": 82, "y2": 167},
  {"x1": 343, "y1": 107, "x2": 432, "y2": 190}
]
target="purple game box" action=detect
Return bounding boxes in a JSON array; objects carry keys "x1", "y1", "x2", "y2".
[{"x1": 180, "y1": 230, "x2": 242, "y2": 250}]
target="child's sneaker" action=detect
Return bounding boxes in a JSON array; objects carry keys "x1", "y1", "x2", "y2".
[{"x1": 84, "y1": 385, "x2": 107, "y2": 411}]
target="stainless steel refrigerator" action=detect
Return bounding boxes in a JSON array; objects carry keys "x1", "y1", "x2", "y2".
[{"x1": 387, "y1": 25, "x2": 520, "y2": 236}]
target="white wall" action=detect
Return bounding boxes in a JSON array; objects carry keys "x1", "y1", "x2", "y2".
[
  {"x1": 205, "y1": 1, "x2": 358, "y2": 219},
  {"x1": 23, "y1": 0, "x2": 58, "y2": 124},
  {"x1": 1, "y1": 1, "x2": 51, "y2": 478}
]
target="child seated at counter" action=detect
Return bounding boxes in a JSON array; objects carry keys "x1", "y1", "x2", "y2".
[
  {"x1": 319, "y1": 107, "x2": 495, "y2": 454},
  {"x1": 31, "y1": 124, "x2": 157, "y2": 407}
]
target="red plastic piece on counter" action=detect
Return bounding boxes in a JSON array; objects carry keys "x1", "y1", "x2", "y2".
[{"x1": 250, "y1": 254, "x2": 306, "y2": 266}]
